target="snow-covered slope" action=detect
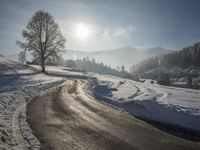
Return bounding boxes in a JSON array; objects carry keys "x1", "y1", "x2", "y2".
[
  {"x1": 0, "y1": 57, "x2": 63, "y2": 93},
  {"x1": 87, "y1": 73, "x2": 200, "y2": 132},
  {"x1": 0, "y1": 56, "x2": 37, "y2": 75}
]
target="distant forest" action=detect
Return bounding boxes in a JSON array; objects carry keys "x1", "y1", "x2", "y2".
[
  {"x1": 64, "y1": 57, "x2": 137, "y2": 80},
  {"x1": 29, "y1": 53, "x2": 137, "y2": 80},
  {"x1": 130, "y1": 42, "x2": 200, "y2": 75}
]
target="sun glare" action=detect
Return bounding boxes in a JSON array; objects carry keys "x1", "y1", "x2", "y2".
[{"x1": 76, "y1": 22, "x2": 90, "y2": 39}]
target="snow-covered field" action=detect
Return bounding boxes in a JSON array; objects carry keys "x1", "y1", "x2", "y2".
[{"x1": 87, "y1": 73, "x2": 200, "y2": 132}]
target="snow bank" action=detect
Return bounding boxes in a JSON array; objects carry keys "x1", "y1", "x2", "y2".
[
  {"x1": 0, "y1": 80, "x2": 65, "y2": 149},
  {"x1": 0, "y1": 57, "x2": 67, "y2": 149},
  {"x1": 87, "y1": 73, "x2": 200, "y2": 132}
]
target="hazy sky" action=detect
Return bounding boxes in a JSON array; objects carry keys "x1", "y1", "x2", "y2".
[{"x1": 1, "y1": 0, "x2": 200, "y2": 55}]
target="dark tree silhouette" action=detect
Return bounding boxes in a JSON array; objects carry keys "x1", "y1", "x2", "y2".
[
  {"x1": 121, "y1": 65, "x2": 125, "y2": 72},
  {"x1": 18, "y1": 51, "x2": 26, "y2": 64},
  {"x1": 64, "y1": 58, "x2": 139, "y2": 80},
  {"x1": 17, "y1": 10, "x2": 65, "y2": 72},
  {"x1": 130, "y1": 42, "x2": 200, "y2": 76}
]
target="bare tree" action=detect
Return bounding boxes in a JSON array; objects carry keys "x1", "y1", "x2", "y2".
[
  {"x1": 17, "y1": 10, "x2": 65, "y2": 72},
  {"x1": 18, "y1": 51, "x2": 26, "y2": 64}
]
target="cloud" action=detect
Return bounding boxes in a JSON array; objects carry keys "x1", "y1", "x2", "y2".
[{"x1": 102, "y1": 25, "x2": 133, "y2": 39}]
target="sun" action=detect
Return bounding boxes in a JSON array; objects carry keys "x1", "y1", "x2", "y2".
[{"x1": 75, "y1": 22, "x2": 90, "y2": 39}]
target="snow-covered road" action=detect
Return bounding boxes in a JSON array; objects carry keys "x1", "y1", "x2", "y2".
[{"x1": 27, "y1": 79, "x2": 200, "y2": 150}]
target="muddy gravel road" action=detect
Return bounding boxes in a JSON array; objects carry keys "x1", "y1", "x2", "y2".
[{"x1": 27, "y1": 79, "x2": 200, "y2": 150}]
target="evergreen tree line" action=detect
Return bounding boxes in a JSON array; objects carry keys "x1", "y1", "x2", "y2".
[
  {"x1": 130, "y1": 42, "x2": 200, "y2": 75},
  {"x1": 64, "y1": 57, "x2": 138, "y2": 80}
]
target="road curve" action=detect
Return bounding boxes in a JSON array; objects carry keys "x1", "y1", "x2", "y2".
[{"x1": 27, "y1": 79, "x2": 200, "y2": 150}]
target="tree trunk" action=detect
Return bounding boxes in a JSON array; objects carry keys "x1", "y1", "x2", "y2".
[
  {"x1": 42, "y1": 65, "x2": 45, "y2": 72},
  {"x1": 41, "y1": 58, "x2": 46, "y2": 73}
]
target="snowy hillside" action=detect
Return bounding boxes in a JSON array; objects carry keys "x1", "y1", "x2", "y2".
[
  {"x1": 0, "y1": 56, "x2": 36, "y2": 75},
  {"x1": 87, "y1": 73, "x2": 200, "y2": 132},
  {"x1": 0, "y1": 57, "x2": 62, "y2": 93},
  {"x1": 144, "y1": 66, "x2": 200, "y2": 88}
]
